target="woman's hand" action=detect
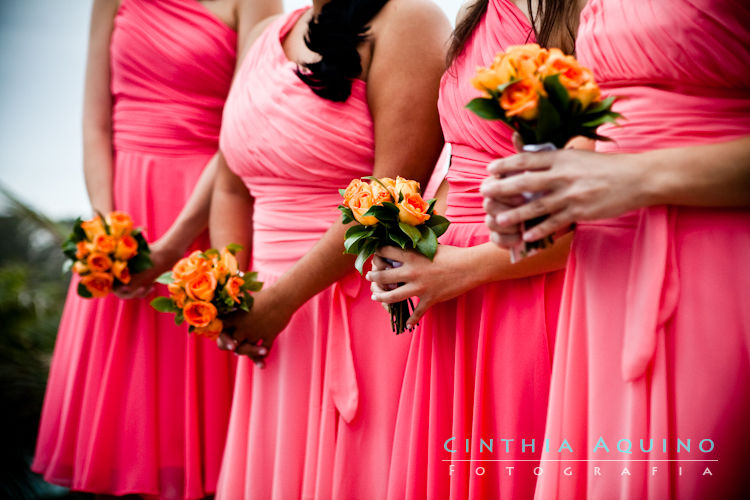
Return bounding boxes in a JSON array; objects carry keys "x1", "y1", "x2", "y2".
[
  {"x1": 366, "y1": 245, "x2": 478, "y2": 328},
  {"x1": 216, "y1": 286, "x2": 294, "y2": 367},
  {"x1": 481, "y1": 149, "x2": 647, "y2": 247},
  {"x1": 114, "y1": 238, "x2": 183, "y2": 299}
]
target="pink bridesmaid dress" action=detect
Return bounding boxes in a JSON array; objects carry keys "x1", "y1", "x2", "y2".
[
  {"x1": 386, "y1": 1, "x2": 565, "y2": 498},
  {"x1": 535, "y1": 1, "x2": 750, "y2": 498},
  {"x1": 216, "y1": 9, "x2": 411, "y2": 499},
  {"x1": 32, "y1": 1, "x2": 237, "y2": 498}
]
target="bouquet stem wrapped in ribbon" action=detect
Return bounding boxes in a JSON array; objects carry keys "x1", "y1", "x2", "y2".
[
  {"x1": 467, "y1": 44, "x2": 622, "y2": 261},
  {"x1": 62, "y1": 211, "x2": 152, "y2": 297},
  {"x1": 150, "y1": 244, "x2": 262, "y2": 340},
  {"x1": 338, "y1": 176, "x2": 450, "y2": 334}
]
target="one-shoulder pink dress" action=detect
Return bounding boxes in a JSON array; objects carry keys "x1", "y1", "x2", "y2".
[
  {"x1": 32, "y1": 1, "x2": 237, "y2": 498},
  {"x1": 216, "y1": 9, "x2": 411, "y2": 499},
  {"x1": 535, "y1": 1, "x2": 750, "y2": 498},
  {"x1": 386, "y1": 2, "x2": 565, "y2": 498}
]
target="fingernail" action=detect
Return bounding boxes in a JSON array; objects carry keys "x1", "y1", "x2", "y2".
[
  {"x1": 485, "y1": 214, "x2": 494, "y2": 226},
  {"x1": 495, "y1": 214, "x2": 508, "y2": 226},
  {"x1": 258, "y1": 348, "x2": 267, "y2": 356},
  {"x1": 254, "y1": 361, "x2": 262, "y2": 368},
  {"x1": 490, "y1": 232, "x2": 501, "y2": 245},
  {"x1": 365, "y1": 272, "x2": 372, "y2": 280},
  {"x1": 371, "y1": 294, "x2": 378, "y2": 301},
  {"x1": 523, "y1": 231, "x2": 537, "y2": 242}
]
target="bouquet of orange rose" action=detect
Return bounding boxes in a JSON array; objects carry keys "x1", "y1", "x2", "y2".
[
  {"x1": 338, "y1": 176, "x2": 450, "y2": 334},
  {"x1": 150, "y1": 245, "x2": 262, "y2": 340},
  {"x1": 467, "y1": 44, "x2": 622, "y2": 261},
  {"x1": 62, "y1": 211, "x2": 152, "y2": 298}
]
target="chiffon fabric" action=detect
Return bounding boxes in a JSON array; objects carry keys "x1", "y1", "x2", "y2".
[
  {"x1": 386, "y1": 1, "x2": 565, "y2": 498},
  {"x1": 535, "y1": 1, "x2": 750, "y2": 498},
  {"x1": 216, "y1": 10, "x2": 411, "y2": 499},
  {"x1": 32, "y1": 1, "x2": 237, "y2": 498}
]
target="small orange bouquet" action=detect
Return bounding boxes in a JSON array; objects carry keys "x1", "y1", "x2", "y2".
[
  {"x1": 467, "y1": 44, "x2": 622, "y2": 260},
  {"x1": 150, "y1": 245, "x2": 262, "y2": 340},
  {"x1": 62, "y1": 211, "x2": 152, "y2": 298},
  {"x1": 338, "y1": 176, "x2": 450, "y2": 334}
]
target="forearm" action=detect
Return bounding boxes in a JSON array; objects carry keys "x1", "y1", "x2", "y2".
[
  {"x1": 270, "y1": 222, "x2": 356, "y2": 312},
  {"x1": 83, "y1": 129, "x2": 114, "y2": 214},
  {"x1": 210, "y1": 162, "x2": 253, "y2": 270},
  {"x1": 639, "y1": 135, "x2": 750, "y2": 208},
  {"x1": 461, "y1": 232, "x2": 572, "y2": 287},
  {"x1": 158, "y1": 153, "x2": 221, "y2": 258}
]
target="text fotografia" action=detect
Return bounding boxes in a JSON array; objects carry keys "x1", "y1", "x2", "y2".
[{"x1": 443, "y1": 437, "x2": 716, "y2": 455}]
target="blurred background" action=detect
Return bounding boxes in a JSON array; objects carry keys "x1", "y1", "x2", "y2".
[{"x1": 0, "y1": 0, "x2": 462, "y2": 497}]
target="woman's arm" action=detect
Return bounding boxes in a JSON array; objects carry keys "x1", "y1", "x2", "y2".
[
  {"x1": 224, "y1": 0, "x2": 452, "y2": 362},
  {"x1": 481, "y1": 136, "x2": 750, "y2": 245},
  {"x1": 82, "y1": 0, "x2": 120, "y2": 215}
]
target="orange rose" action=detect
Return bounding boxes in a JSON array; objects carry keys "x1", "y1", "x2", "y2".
[
  {"x1": 470, "y1": 66, "x2": 505, "y2": 95},
  {"x1": 81, "y1": 216, "x2": 106, "y2": 241},
  {"x1": 183, "y1": 300, "x2": 217, "y2": 328},
  {"x1": 500, "y1": 78, "x2": 544, "y2": 120},
  {"x1": 114, "y1": 235, "x2": 139, "y2": 261},
  {"x1": 72, "y1": 261, "x2": 88, "y2": 275},
  {"x1": 397, "y1": 192, "x2": 431, "y2": 226},
  {"x1": 186, "y1": 272, "x2": 217, "y2": 302},
  {"x1": 395, "y1": 176, "x2": 421, "y2": 198},
  {"x1": 540, "y1": 49, "x2": 600, "y2": 108},
  {"x1": 369, "y1": 179, "x2": 395, "y2": 205},
  {"x1": 76, "y1": 240, "x2": 92, "y2": 260},
  {"x1": 343, "y1": 179, "x2": 369, "y2": 207},
  {"x1": 499, "y1": 44, "x2": 547, "y2": 81},
  {"x1": 194, "y1": 318, "x2": 223, "y2": 341},
  {"x1": 112, "y1": 260, "x2": 131, "y2": 284},
  {"x1": 94, "y1": 233, "x2": 117, "y2": 254},
  {"x1": 87, "y1": 252, "x2": 113, "y2": 272},
  {"x1": 167, "y1": 282, "x2": 187, "y2": 308},
  {"x1": 213, "y1": 248, "x2": 239, "y2": 284},
  {"x1": 348, "y1": 187, "x2": 378, "y2": 226},
  {"x1": 173, "y1": 251, "x2": 211, "y2": 282},
  {"x1": 106, "y1": 211, "x2": 134, "y2": 238},
  {"x1": 225, "y1": 275, "x2": 245, "y2": 304},
  {"x1": 80, "y1": 272, "x2": 113, "y2": 298}
]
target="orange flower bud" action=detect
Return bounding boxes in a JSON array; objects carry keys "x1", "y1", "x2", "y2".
[
  {"x1": 72, "y1": 261, "x2": 89, "y2": 275},
  {"x1": 397, "y1": 193, "x2": 431, "y2": 226},
  {"x1": 114, "y1": 235, "x2": 139, "y2": 261},
  {"x1": 87, "y1": 252, "x2": 113, "y2": 272},
  {"x1": 167, "y1": 282, "x2": 187, "y2": 308},
  {"x1": 500, "y1": 78, "x2": 544, "y2": 120},
  {"x1": 81, "y1": 216, "x2": 106, "y2": 241},
  {"x1": 106, "y1": 211, "x2": 134, "y2": 238},
  {"x1": 225, "y1": 275, "x2": 245, "y2": 304},
  {"x1": 194, "y1": 318, "x2": 223, "y2": 341},
  {"x1": 186, "y1": 272, "x2": 217, "y2": 302},
  {"x1": 173, "y1": 251, "x2": 211, "y2": 282},
  {"x1": 76, "y1": 241, "x2": 92, "y2": 260},
  {"x1": 80, "y1": 272, "x2": 113, "y2": 298},
  {"x1": 112, "y1": 260, "x2": 131, "y2": 284},
  {"x1": 183, "y1": 300, "x2": 217, "y2": 328},
  {"x1": 94, "y1": 234, "x2": 117, "y2": 254}
]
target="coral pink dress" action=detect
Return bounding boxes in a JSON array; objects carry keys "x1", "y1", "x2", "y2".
[
  {"x1": 385, "y1": 2, "x2": 565, "y2": 498},
  {"x1": 216, "y1": 9, "x2": 411, "y2": 499},
  {"x1": 32, "y1": 1, "x2": 237, "y2": 498},
  {"x1": 535, "y1": 1, "x2": 750, "y2": 498}
]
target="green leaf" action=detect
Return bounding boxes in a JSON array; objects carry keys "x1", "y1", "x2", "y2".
[
  {"x1": 465, "y1": 97, "x2": 506, "y2": 120},
  {"x1": 354, "y1": 239, "x2": 378, "y2": 275},
  {"x1": 339, "y1": 188, "x2": 347, "y2": 197},
  {"x1": 398, "y1": 222, "x2": 421, "y2": 247},
  {"x1": 535, "y1": 96, "x2": 562, "y2": 146},
  {"x1": 225, "y1": 243, "x2": 243, "y2": 255},
  {"x1": 61, "y1": 239, "x2": 78, "y2": 260},
  {"x1": 397, "y1": 191, "x2": 404, "y2": 203},
  {"x1": 175, "y1": 310, "x2": 184, "y2": 325},
  {"x1": 363, "y1": 204, "x2": 397, "y2": 222},
  {"x1": 416, "y1": 226, "x2": 438, "y2": 260},
  {"x1": 203, "y1": 248, "x2": 220, "y2": 258},
  {"x1": 77, "y1": 282, "x2": 93, "y2": 298},
  {"x1": 150, "y1": 296, "x2": 178, "y2": 313},
  {"x1": 245, "y1": 280, "x2": 263, "y2": 292},
  {"x1": 338, "y1": 205, "x2": 355, "y2": 224},
  {"x1": 581, "y1": 112, "x2": 622, "y2": 128},
  {"x1": 387, "y1": 229, "x2": 409, "y2": 249},
  {"x1": 344, "y1": 227, "x2": 374, "y2": 251},
  {"x1": 426, "y1": 198, "x2": 437, "y2": 214},
  {"x1": 584, "y1": 95, "x2": 617, "y2": 114},
  {"x1": 71, "y1": 217, "x2": 86, "y2": 241},
  {"x1": 155, "y1": 271, "x2": 174, "y2": 285},
  {"x1": 425, "y1": 215, "x2": 450, "y2": 238},
  {"x1": 128, "y1": 253, "x2": 153, "y2": 274},
  {"x1": 543, "y1": 74, "x2": 571, "y2": 111},
  {"x1": 133, "y1": 231, "x2": 150, "y2": 252}
]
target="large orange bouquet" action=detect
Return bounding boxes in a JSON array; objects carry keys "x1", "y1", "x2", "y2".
[
  {"x1": 62, "y1": 211, "x2": 152, "y2": 298},
  {"x1": 150, "y1": 245, "x2": 262, "y2": 340},
  {"x1": 467, "y1": 44, "x2": 622, "y2": 260},
  {"x1": 338, "y1": 176, "x2": 450, "y2": 334}
]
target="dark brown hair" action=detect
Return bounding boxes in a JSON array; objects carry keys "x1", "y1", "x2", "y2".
[{"x1": 447, "y1": 0, "x2": 581, "y2": 65}]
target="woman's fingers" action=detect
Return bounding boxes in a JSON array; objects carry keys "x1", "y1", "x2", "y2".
[
  {"x1": 486, "y1": 151, "x2": 555, "y2": 176},
  {"x1": 216, "y1": 332, "x2": 237, "y2": 351},
  {"x1": 370, "y1": 282, "x2": 418, "y2": 304}
]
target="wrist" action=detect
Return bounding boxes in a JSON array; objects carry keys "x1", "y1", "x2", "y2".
[{"x1": 632, "y1": 151, "x2": 666, "y2": 208}]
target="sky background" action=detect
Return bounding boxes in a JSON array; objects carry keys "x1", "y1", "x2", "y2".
[{"x1": 0, "y1": 0, "x2": 463, "y2": 219}]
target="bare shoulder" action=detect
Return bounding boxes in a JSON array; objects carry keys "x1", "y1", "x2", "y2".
[
  {"x1": 237, "y1": 13, "x2": 282, "y2": 62},
  {"x1": 455, "y1": 0, "x2": 472, "y2": 25},
  {"x1": 370, "y1": 0, "x2": 452, "y2": 42}
]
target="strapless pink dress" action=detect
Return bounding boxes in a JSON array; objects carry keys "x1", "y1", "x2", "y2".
[
  {"x1": 32, "y1": 1, "x2": 237, "y2": 498},
  {"x1": 386, "y1": 1, "x2": 565, "y2": 498},
  {"x1": 535, "y1": 1, "x2": 750, "y2": 498},
  {"x1": 216, "y1": 10, "x2": 411, "y2": 499}
]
